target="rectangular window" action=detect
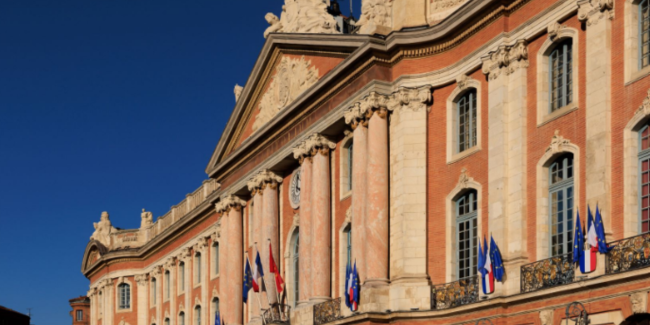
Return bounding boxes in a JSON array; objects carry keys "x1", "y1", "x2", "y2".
[
  {"x1": 641, "y1": 0, "x2": 650, "y2": 68},
  {"x1": 348, "y1": 143, "x2": 353, "y2": 191},
  {"x1": 152, "y1": 279, "x2": 157, "y2": 305},
  {"x1": 180, "y1": 263, "x2": 185, "y2": 291},
  {"x1": 550, "y1": 41, "x2": 573, "y2": 112},
  {"x1": 641, "y1": 156, "x2": 650, "y2": 233},
  {"x1": 214, "y1": 244, "x2": 220, "y2": 275},
  {"x1": 456, "y1": 191, "x2": 478, "y2": 280},
  {"x1": 165, "y1": 271, "x2": 170, "y2": 299},
  {"x1": 196, "y1": 254, "x2": 202, "y2": 283},
  {"x1": 76, "y1": 310, "x2": 83, "y2": 321},
  {"x1": 457, "y1": 91, "x2": 477, "y2": 153}
]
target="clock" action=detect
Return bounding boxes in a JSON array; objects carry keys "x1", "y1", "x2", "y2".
[{"x1": 289, "y1": 169, "x2": 301, "y2": 209}]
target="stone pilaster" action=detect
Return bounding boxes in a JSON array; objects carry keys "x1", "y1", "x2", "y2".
[
  {"x1": 578, "y1": 0, "x2": 614, "y2": 236},
  {"x1": 104, "y1": 279, "x2": 114, "y2": 325},
  {"x1": 135, "y1": 274, "x2": 149, "y2": 325},
  {"x1": 215, "y1": 195, "x2": 247, "y2": 325}
]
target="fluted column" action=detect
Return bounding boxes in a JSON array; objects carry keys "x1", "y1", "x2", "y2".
[
  {"x1": 215, "y1": 196, "x2": 247, "y2": 325},
  {"x1": 292, "y1": 148, "x2": 313, "y2": 305}
]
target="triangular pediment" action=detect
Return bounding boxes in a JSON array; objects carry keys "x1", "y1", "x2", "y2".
[{"x1": 205, "y1": 35, "x2": 363, "y2": 177}]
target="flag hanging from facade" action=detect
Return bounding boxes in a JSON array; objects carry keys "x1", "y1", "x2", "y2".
[
  {"x1": 490, "y1": 235, "x2": 504, "y2": 282},
  {"x1": 573, "y1": 211, "x2": 584, "y2": 264},
  {"x1": 481, "y1": 236, "x2": 494, "y2": 294},
  {"x1": 587, "y1": 207, "x2": 598, "y2": 249},
  {"x1": 595, "y1": 205, "x2": 613, "y2": 253},
  {"x1": 344, "y1": 259, "x2": 352, "y2": 310},
  {"x1": 244, "y1": 257, "x2": 253, "y2": 302},
  {"x1": 269, "y1": 242, "x2": 285, "y2": 293},
  {"x1": 351, "y1": 260, "x2": 360, "y2": 311},
  {"x1": 214, "y1": 310, "x2": 221, "y2": 325},
  {"x1": 252, "y1": 251, "x2": 264, "y2": 292}
]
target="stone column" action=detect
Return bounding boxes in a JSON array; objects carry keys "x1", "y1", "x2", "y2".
[
  {"x1": 135, "y1": 275, "x2": 149, "y2": 325},
  {"x1": 295, "y1": 134, "x2": 336, "y2": 303},
  {"x1": 578, "y1": 0, "x2": 614, "y2": 236},
  {"x1": 87, "y1": 289, "x2": 96, "y2": 325},
  {"x1": 481, "y1": 41, "x2": 530, "y2": 295},
  {"x1": 253, "y1": 191, "x2": 266, "y2": 313},
  {"x1": 105, "y1": 279, "x2": 114, "y2": 325},
  {"x1": 344, "y1": 104, "x2": 368, "y2": 282},
  {"x1": 215, "y1": 196, "x2": 247, "y2": 325},
  {"x1": 293, "y1": 144, "x2": 314, "y2": 304}
]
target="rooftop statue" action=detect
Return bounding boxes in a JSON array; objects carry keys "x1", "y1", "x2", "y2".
[
  {"x1": 264, "y1": 0, "x2": 339, "y2": 38},
  {"x1": 354, "y1": 0, "x2": 393, "y2": 35},
  {"x1": 234, "y1": 84, "x2": 243, "y2": 102},
  {"x1": 140, "y1": 209, "x2": 153, "y2": 229},
  {"x1": 90, "y1": 211, "x2": 116, "y2": 247}
]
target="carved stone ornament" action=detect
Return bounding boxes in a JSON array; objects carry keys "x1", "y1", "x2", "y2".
[
  {"x1": 482, "y1": 40, "x2": 529, "y2": 80},
  {"x1": 292, "y1": 133, "x2": 337, "y2": 162},
  {"x1": 539, "y1": 309, "x2": 554, "y2": 325},
  {"x1": 215, "y1": 195, "x2": 247, "y2": 214},
  {"x1": 458, "y1": 168, "x2": 474, "y2": 189},
  {"x1": 165, "y1": 257, "x2": 177, "y2": 269},
  {"x1": 135, "y1": 274, "x2": 148, "y2": 286},
  {"x1": 193, "y1": 237, "x2": 208, "y2": 253},
  {"x1": 247, "y1": 169, "x2": 284, "y2": 193},
  {"x1": 577, "y1": 0, "x2": 614, "y2": 26},
  {"x1": 179, "y1": 303, "x2": 185, "y2": 312},
  {"x1": 631, "y1": 292, "x2": 648, "y2": 314},
  {"x1": 179, "y1": 246, "x2": 192, "y2": 262},
  {"x1": 344, "y1": 86, "x2": 433, "y2": 128},
  {"x1": 195, "y1": 296, "x2": 202, "y2": 306},
  {"x1": 90, "y1": 211, "x2": 116, "y2": 248},
  {"x1": 547, "y1": 21, "x2": 564, "y2": 39},
  {"x1": 234, "y1": 84, "x2": 243, "y2": 102},
  {"x1": 212, "y1": 287, "x2": 219, "y2": 298},
  {"x1": 211, "y1": 225, "x2": 221, "y2": 242},
  {"x1": 355, "y1": 0, "x2": 393, "y2": 35},
  {"x1": 151, "y1": 265, "x2": 163, "y2": 277},
  {"x1": 547, "y1": 130, "x2": 572, "y2": 154},
  {"x1": 118, "y1": 320, "x2": 131, "y2": 325},
  {"x1": 638, "y1": 89, "x2": 650, "y2": 115},
  {"x1": 151, "y1": 316, "x2": 157, "y2": 325},
  {"x1": 140, "y1": 209, "x2": 153, "y2": 229},
  {"x1": 263, "y1": 0, "x2": 339, "y2": 38},
  {"x1": 253, "y1": 56, "x2": 319, "y2": 132},
  {"x1": 456, "y1": 74, "x2": 470, "y2": 91}
]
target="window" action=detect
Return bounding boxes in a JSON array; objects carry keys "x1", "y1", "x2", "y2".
[
  {"x1": 345, "y1": 226, "x2": 352, "y2": 266},
  {"x1": 212, "y1": 298, "x2": 219, "y2": 324},
  {"x1": 214, "y1": 243, "x2": 220, "y2": 275},
  {"x1": 292, "y1": 230, "x2": 299, "y2": 305},
  {"x1": 118, "y1": 283, "x2": 131, "y2": 309},
  {"x1": 195, "y1": 306, "x2": 202, "y2": 325},
  {"x1": 165, "y1": 271, "x2": 170, "y2": 299},
  {"x1": 456, "y1": 190, "x2": 478, "y2": 279},
  {"x1": 76, "y1": 310, "x2": 83, "y2": 321},
  {"x1": 348, "y1": 142, "x2": 353, "y2": 191},
  {"x1": 457, "y1": 90, "x2": 477, "y2": 153},
  {"x1": 549, "y1": 154, "x2": 574, "y2": 257},
  {"x1": 165, "y1": 319, "x2": 170, "y2": 325},
  {"x1": 152, "y1": 278, "x2": 157, "y2": 305},
  {"x1": 640, "y1": 125, "x2": 650, "y2": 233},
  {"x1": 549, "y1": 39, "x2": 573, "y2": 112},
  {"x1": 179, "y1": 262, "x2": 185, "y2": 291},
  {"x1": 641, "y1": 0, "x2": 650, "y2": 68},
  {"x1": 179, "y1": 312, "x2": 185, "y2": 325},
  {"x1": 195, "y1": 253, "x2": 202, "y2": 284}
]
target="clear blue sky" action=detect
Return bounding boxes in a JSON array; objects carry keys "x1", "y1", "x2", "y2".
[{"x1": 0, "y1": 1, "x2": 360, "y2": 324}]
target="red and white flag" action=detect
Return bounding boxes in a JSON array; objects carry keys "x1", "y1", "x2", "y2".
[{"x1": 269, "y1": 243, "x2": 285, "y2": 293}]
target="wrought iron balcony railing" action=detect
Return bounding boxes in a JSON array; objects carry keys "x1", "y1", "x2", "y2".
[
  {"x1": 431, "y1": 275, "x2": 479, "y2": 310},
  {"x1": 606, "y1": 232, "x2": 650, "y2": 274},
  {"x1": 313, "y1": 297, "x2": 342, "y2": 325},
  {"x1": 261, "y1": 303, "x2": 290, "y2": 325},
  {"x1": 520, "y1": 252, "x2": 574, "y2": 293}
]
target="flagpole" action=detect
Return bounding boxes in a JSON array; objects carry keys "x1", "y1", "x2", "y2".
[
  {"x1": 246, "y1": 254, "x2": 266, "y2": 325},
  {"x1": 268, "y1": 238, "x2": 285, "y2": 320},
  {"x1": 255, "y1": 242, "x2": 274, "y2": 308}
]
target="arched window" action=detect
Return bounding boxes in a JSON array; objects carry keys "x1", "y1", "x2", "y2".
[
  {"x1": 549, "y1": 39, "x2": 573, "y2": 112},
  {"x1": 345, "y1": 225, "x2": 352, "y2": 266},
  {"x1": 641, "y1": 0, "x2": 650, "y2": 68},
  {"x1": 118, "y1": 283, "x2": 131, "y2": 309},
  {"x1": 151, "y1": 278, "x2": 157, "y2": 305},
  {"x1": 457, "y1": 89, "x2": 477, "y2": 153},
  {"x1": 640, "y1": 124, "x2": 650, "y2": 233},
  {"x1": 211, "y1": 298, "x2": 219, "y2": 324},
  {"x1": 456, "y1": 189, "x2": 478, "y2": 279},
  {"x1": 165, "y1": 318, "x2": 170, "y2": 325},
  {"x1": 195, "y1": 253, "x2": 202, "y2": 284},
  {"x1": 549, "y1": 154, "x2": 574, "y2": 256},
  {"x1": 292, "y1": 230, "x2": 300, "y2": 306},
  {"x1": 347, "y1": 142, "x2": 353, "y2": 191},
  {"x1": 165, "y1": 271, "x2": 170, "y2": 300},
  {"x1": 179, "y1": 312, "x2": 185, "y2": 325},
  {"x1": 195, "y1": 306, "x2": 202, "y2": 325},
  {"x1": 214, "y1": 243, "x2": 220, "y2": 275},
  {"x1": 179, "y1": 262, "x2": 185, "y2": 292}
]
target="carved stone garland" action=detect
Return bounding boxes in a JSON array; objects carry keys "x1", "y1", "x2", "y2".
[
  {"x1": 547, "y1": 130, "x2": 572, "y2": 154},
  {"x1": 253, "y1": 56, "x2": 319, "y2": 132}
]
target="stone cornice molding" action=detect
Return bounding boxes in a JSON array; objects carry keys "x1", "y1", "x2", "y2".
[
  {"x1": 577, "y1": 0, "x2": 614, "y2": 26},
  {"x1": 344, "y1": 86, "x2": 433, "y2": 128},
  {"x1": 482, "y1": 40, "x2": 529, "y2": 80},
  {"x1": 292, "y1": 133, "x2": 336, "y2": 163},
  {"x1": 214, "y1": 195, "x2": 247, "y2": 214},
  {"x1": 247, "y1": 169, "x2": 283, "y2": 194}
]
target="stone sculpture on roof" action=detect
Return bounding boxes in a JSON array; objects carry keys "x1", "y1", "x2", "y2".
[
  {"x1": 140, "y1": 209, "x2": 153, "y2": 229},
  {"x1": 354, "y1": 0, "x2": 393, "y2": 35},
  {"x1": 234, "y1": 84, "x2": 243, "y2": 102},
  {"x1": 263, "y1": 0, "x2": 339, "y2": 38},
  {"x1": 90, "y1": 211, "x2": 116, "y2": 247}
]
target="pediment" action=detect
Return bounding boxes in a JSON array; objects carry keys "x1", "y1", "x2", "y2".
[
  {"x1": 205, "y1": 36, "x2": 361, "y2": 177},
  {"x1": 81, "y1": 240, "x2": 108, "y2": 274}
]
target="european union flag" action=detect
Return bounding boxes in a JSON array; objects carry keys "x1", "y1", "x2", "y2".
[
  {"x1": 344, "y1": 259, "x2": 351, "y2": 309},
  {"x1": 243, "y1": 258, "x2": 253, "y2": 303},
  {"x1": 573, "y1": 210, "x2": 584, "y2": 263},
  {"x1": 595, "y1": 205, "x2": 613, "y2": 253},
  {"x1": 477, "y1": 238, "x2": 486, "y2": 277},
  {"x1": 352, "y1": 260, "x2": 360, "y2": 311},
  {"x1": 490, "y1": 235, "x2": 504, "y2": 282},
  {"x1": 214, "y1": 311, "x2": 220, "y2": 325}
]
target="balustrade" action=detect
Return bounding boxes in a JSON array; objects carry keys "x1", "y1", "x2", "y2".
[
  {"x1": 606, "y1": 233, "x2": 650, "y2": 274},
  {"x1": 313, "y1": 298, "x2": 341, "y2": 325},
  {"x1": 520, "y1": 252, "x2": 574, "y2": 293},
  {"x1": 431, "y1": 276, "x2": 479, "y2": 310},
  {"x1": 261, "y1": 303, "x2": 290, "y2": 325}
]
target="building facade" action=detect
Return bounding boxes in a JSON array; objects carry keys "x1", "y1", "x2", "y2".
[
  {"x1": 0, "y1": 305, "x2": 30, "y2": 325},
  {"x1": 70, "y1": 296, "x2": 91, "y2": 325},
  {"x1": 81, "y1": 1, "x2": 650, "y2": 325}
]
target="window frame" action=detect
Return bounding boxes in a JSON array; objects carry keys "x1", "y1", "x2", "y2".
[
  {"x1": 195, "y1": 252, "x2": 202, "y2": 286},
  {"x1": 179, "y1": 312, "x2": 185, "y2": 325},
  {"x1": 165, "y1": 271, "x2": 170, "y2": 301},
  {"x1": 76, "y1": 310, "x2": 83, "y2": 321},
  {"x1": 456, "y1": 89, "x2": 478, "y2": 154},
  {"x1": 639, "y1": 124, "x2": 650, "y2": 234},
  {"x1": 292, "y1": 229, "x2": 300, "y2": 307},
  {"x1": 117, "y1": 283, "x2": 131, "y2": 310},
  {"x1": 455, "y1": 190, "x2": 478, "y2": 280},
  {"x1": 548, "y1": 154, "x2": 575, "y2": 257},
  {"x1": 548, "y1": 39, "x2": 573, "y2": 113},
  {"x1": 179, "y1": 262, "x2": 185, "y2": 293},
  {"x1": 195, "y1": 306, "x2": 202, "y2": 325},
  {"x1": 151, "y1": 278, "x2": 157, "y2": 306}
]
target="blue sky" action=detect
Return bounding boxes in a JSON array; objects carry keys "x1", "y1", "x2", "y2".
[{"x1": 0, "y1": 1, "x2": 360, "y2": 324}]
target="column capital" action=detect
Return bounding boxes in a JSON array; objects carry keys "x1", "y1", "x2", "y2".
[
  {"x1": 577, "y1": 0, "x2": 614, "y2": 26},
  {"x1": 151, "y1": 265, "x2": 163, "y2": 277},
  {"x1": 135, "y1": 274, "x2": 149, "y2": 286},
  {"x1": 482, "y1": 40, "x2": 529, "y2": 80},
  {"x1": 193, "y1": 237, "x2": 209, "y2": 253},
  {"x1": 211, "y1": 224, "x2": 221, "y2": 242},
  {"x1": 215, "y1": 195, "x2": 247, "y2": 214},
  {"x1": 344, "y1": 86, "x2": 432, "y2": 128},
  {"x1": 293, "y1": 133, "x2": 336, "y2": 162},
  {"x1": 247, "y1": 169, "x2": 283, "y2": 194}
]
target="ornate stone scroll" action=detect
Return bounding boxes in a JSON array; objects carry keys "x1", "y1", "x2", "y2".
[
  {"x1": 247, "y1": 169, "x2": 283, "y2": 194},
  {"x1": 292, "y1": 133, "x2": 337, "y2": 163},
  {"x1": 215, "y1": 195, "x2": 247, "y2": 214},
  {"x1": 482, "y1": 40, "x2": 529, "y2": 80},
  {"x1": 577, "y1": 0, "x2": 614, "y2": 26},
  {"x1": 90, "y1": 211, "x2": 116, "y2": 248},
  {"x1": 253, "y1": 56, "x2": 319, "y2": 132},
  {"x1": 263, "y1": 0, "x2": 339, "y2": 38},
  {"x1": 355, "y1": 0, "x2": 393, "y2": 35}
]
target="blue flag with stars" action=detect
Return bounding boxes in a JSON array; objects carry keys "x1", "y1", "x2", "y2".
[
  {"x1": 490, "y1": 235, "x2": 504, "y2": 282},
  {"x1": 572, "y1": 210, "x2": 584, "y2": 263},
  {"x1": 243, "y1": 257, "x2": 253, "y2": 303},
  {"x1": 595, "y1": 205, "x2": 613, "y2": 253}
]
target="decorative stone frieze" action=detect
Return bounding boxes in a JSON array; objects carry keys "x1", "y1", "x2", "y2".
[
  {"x1": 482, "y1": 40, "x2": 529, "y2": 80},
  {"x1": 292, "y1": 134, "x2": 336, "y2": 163},
  {"x1": 355, "y1": 0, "x2": 393, "y2": 35},
  {"x1": 247, "y1": 169, "x2": 283, "y2": 194},
  {"x1": 631, "y1": 291, "x2": 648, "y2": 314},
  {"x1": 90, "y1": 211, "x2": 116, "y2": 248},
  {"x1": 577, "y1": 0, "x2": 614, "y2": 26},
  {"x1": 253, "y1": 56, "x2": 319, "y2": 132},
  {"x1": 135, "y1": 274, "x2": 148, "y2": 286},
  {"x1": 179, "y1": 247, "x2": 192, "y2": 262},
  {"x1": 214, "y1": 195, "x2": 247, "y2": 214},
  {"x1": 343, "y1": 86, "x2": 433, "y2": 128},
  {"x1": 263, "y1": 0, "x2": 339, "y2": 38},
  {"x1": 547, "y1": 130, "x2": 572, "y2": 154},
  {"x1": 151, "y1": 265, "x2": 162, "y2": 277}
]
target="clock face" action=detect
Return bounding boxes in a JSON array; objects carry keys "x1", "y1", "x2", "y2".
[{"x1": 289, "y1": 169, "x2": 301, "y2": 209}]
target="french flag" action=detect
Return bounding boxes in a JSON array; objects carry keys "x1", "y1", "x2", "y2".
[
  {"x1": 581, "y1": 212, "x2": 598, "y2": 273},
  {"x1": 252, "y1": 251, "x2": 264, "y2": 292},
  {"x1": 481, "y1": 237, "x2": 494, "y2": 294}
]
